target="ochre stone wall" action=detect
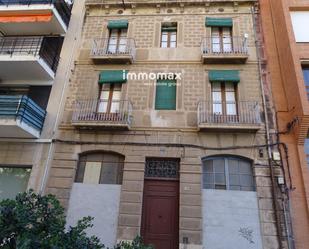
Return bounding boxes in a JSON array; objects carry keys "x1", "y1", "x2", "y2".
[{"x1": 45, "y1": 1, "x2": 286, "y2": 249}]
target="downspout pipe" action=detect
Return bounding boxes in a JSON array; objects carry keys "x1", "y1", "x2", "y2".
[{"x1": 251, "y1": 4, "x2": 284, "y2": 249}]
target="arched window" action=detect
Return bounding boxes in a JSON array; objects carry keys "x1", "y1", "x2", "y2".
[
  {"x1": 202, "y1": 156, "x2": 255, "y2": 191},
  {"x1": 75, "y1": 152, "x2": 124, "y2": 185}
]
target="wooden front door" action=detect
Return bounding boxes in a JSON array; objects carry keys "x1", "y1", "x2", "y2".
[{"x1": 141, "y1": 180, "x2": 179, "y2": 249}]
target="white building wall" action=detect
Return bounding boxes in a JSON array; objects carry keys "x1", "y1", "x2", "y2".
[
  {"x1": 66, "y1": 183, "x2": 121, "y2": 248},
  {"x1": 203, "y1": 189, "x2": 263, "y2": 249}
]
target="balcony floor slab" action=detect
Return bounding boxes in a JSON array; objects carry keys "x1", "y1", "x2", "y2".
[
  {"x1": 202, "y1": 54, "x2": 248, "y2": 64},
  {"x1": 91, "y1": 55, "x2": 134, "y2": 64},
  {"x1": 0, "y1": 6, "x2": 67, "y2": 35},
  {"x1": 0, "y1": 118, "x2": 40, "y2": 138},
  {"x1": 198, "y1": 123, "x2": 261, "y2": 132},
  {"x1": 72, "y1": 122, "x2": 130, "y2": 131},
  {"x1": 0, "y1": 56, "x2": 54, "y2": 82}
]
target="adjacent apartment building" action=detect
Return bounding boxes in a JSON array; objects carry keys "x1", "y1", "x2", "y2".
[
  {"x1": 260, "y1": 0, "x2": 309, "y2": 248},
  {"x1": 0, "y1": 0, "x2": 85, "y2": 199},
  {"x1": 44, "y1": 0, "x2": 293, "y2": 248}
]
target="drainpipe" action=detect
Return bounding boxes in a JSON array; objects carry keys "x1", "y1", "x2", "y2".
[
  {"x1": 39, "y1": 1, "x2": 86, "y2": 193},
  {"x1": 251, "y1": 5, "x2": 284, "y2": 249}
]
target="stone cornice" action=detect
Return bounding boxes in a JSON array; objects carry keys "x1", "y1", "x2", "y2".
[{"x1": 85, "y1": 0, "x2": 257, "y2": 9}]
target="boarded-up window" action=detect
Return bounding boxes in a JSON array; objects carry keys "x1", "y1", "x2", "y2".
[{"x1": 75, "y1": 152, "x2": 124, "y2": 185}]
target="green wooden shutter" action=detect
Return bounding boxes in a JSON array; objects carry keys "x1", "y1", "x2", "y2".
[{"x1": 155, "y1": 80, "x2": 177, "y2": 110}]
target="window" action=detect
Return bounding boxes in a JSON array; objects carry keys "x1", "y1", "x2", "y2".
[
  {"x1": 98, "y1": 83, "x2": 122, "y2": 113},
  {"x1": 290, "y1": 12, "x2": 309, "y2": 42},
  {"x1": 155, "y1": 79, "x2": 177, "y2": 110},
  {"x1": 305, "y1": 138, "x2": 309, "y2": 168},
  {"x1": 107, "y1": 28, "x2": 128, "y2": 54},
  {"x1": 75, "y1": 152, "x2": 124, "y2": 185},
  {"x1": 302, "y1": 65, "x2": 309, "y2": 99},
  {"x1": 212, "y1": 82, "x2": 237, "y2": 116},
  {"x1": 161, "y1": 23, "x2": 177, "y2": 48},
  {"x1": 211, "y1": 27, "x2": 232, "y2": 53},
  {"x1": 202, "y1": 157, "x2": 255, "y2": 191},
  {"x1": 0, "y1": 166, "x2": 31, "y2": 200}
]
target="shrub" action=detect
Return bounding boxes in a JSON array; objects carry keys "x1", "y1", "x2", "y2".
[
  {"x1": 0, "y1": 190, "x2": 154, "y2": 249},
  {"x1": 115, "y1": 236, "x2": 153, "y2": 249},
  {"x1": 0, "y1": 190, "x2": 104, "y2": 249}
]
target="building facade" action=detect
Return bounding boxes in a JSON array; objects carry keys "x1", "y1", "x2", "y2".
[
  {"x1": 260, "y1": 0, "x2": 309, "y2": 248},
  {"x1": 0, "y1": 0, "x2": 85, "y2": 200},
  {"x1": 44, "y1": 0, "x2": 293, "y2": 249}
]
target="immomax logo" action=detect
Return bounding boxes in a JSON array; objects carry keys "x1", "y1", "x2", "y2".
[{"x1": 122, "y1": 70, "x2": 182, "y2": 81}]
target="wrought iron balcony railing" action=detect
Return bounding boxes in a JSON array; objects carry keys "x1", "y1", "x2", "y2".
[
  {"x1": 91, "y1": 38, "x2": 136, "y2": 61},
  {"x1": 201, "y1": 36, "x2": 248, "y2": 55},
  {"x1": 0, "y1": 95, "x2": 46, "y2": 132},
  {"x1": 0, "y1": 36, "x2": 63, "y2": 73},
  {"x1": 198, "y1": 101, "x2": 261, "y2": 127},
  {"x1": 72, "y1": 99, "x2": 133, "y2": 127},
  {"x1": 0, "y1": 0, "x2": 72, "y2": 26}
]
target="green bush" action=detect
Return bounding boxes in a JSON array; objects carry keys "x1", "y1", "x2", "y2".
[
  {"x1": 0, "y1": 190, "x2": 104, "y2": 249},
  {"x1": 0, "y1": 190, "x2": 153, "y2": 249},
  {"x1": 115, "y1": 236, "x2": 153, "y2": 249}
]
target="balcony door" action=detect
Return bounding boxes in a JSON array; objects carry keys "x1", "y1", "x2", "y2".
[
  {"x1": 107, "y1": 29, "x2": 128, "y2": 54},
  {"x1": 212, "y1": 82, "x2": 238, "y2": 122},
  {"x1": 211, "y1": 27, "x2": 232, "y2": 53},
  {"x1": 98, "y1": 84, "x2": 122, "y2": 114}
]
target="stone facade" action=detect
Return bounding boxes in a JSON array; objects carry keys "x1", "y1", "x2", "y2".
[{"x1": 43, "y1": 0, "x2": 288, "y2": 249}]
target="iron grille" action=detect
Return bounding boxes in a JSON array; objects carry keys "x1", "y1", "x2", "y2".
[{"x1": 145, "y1": 158, "x2": 179, "y2": 179}]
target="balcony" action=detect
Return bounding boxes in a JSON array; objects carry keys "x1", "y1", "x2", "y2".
[
  {"x1": 72, "y1": 99, "x2": 133, "y2": 130},
  {"x1": 0, "y1": 0, "x2": 71, "y2": 35},
  {"x1": 0, "y1": 36, "x2": 63, "y2": 82},
  {"x1": 91, "y1": 38, "x2": 136, "y2": 64},
  {"x1": 201, "y1": 36, "x2": 248, "y2": 64},
  {"x1": 197, "y1": 101, "x2": 261, "y2": 131},
  {"x1": 0, "y1": 95, "x2": 46, "y2": 138}
]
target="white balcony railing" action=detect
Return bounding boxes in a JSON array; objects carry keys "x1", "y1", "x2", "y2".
[
  {"x1": 201, "y1": 36, "x2": 248, "y2": 55},
  {"x1": 72, "y1": 99, "x2": 133, "y2": 127},
  {"x1": 198, "y1": 101, "x2": 261, "y2": 126},
  {"x1": 91, "y1": 38, "x2": 136, "y2": 61}
]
